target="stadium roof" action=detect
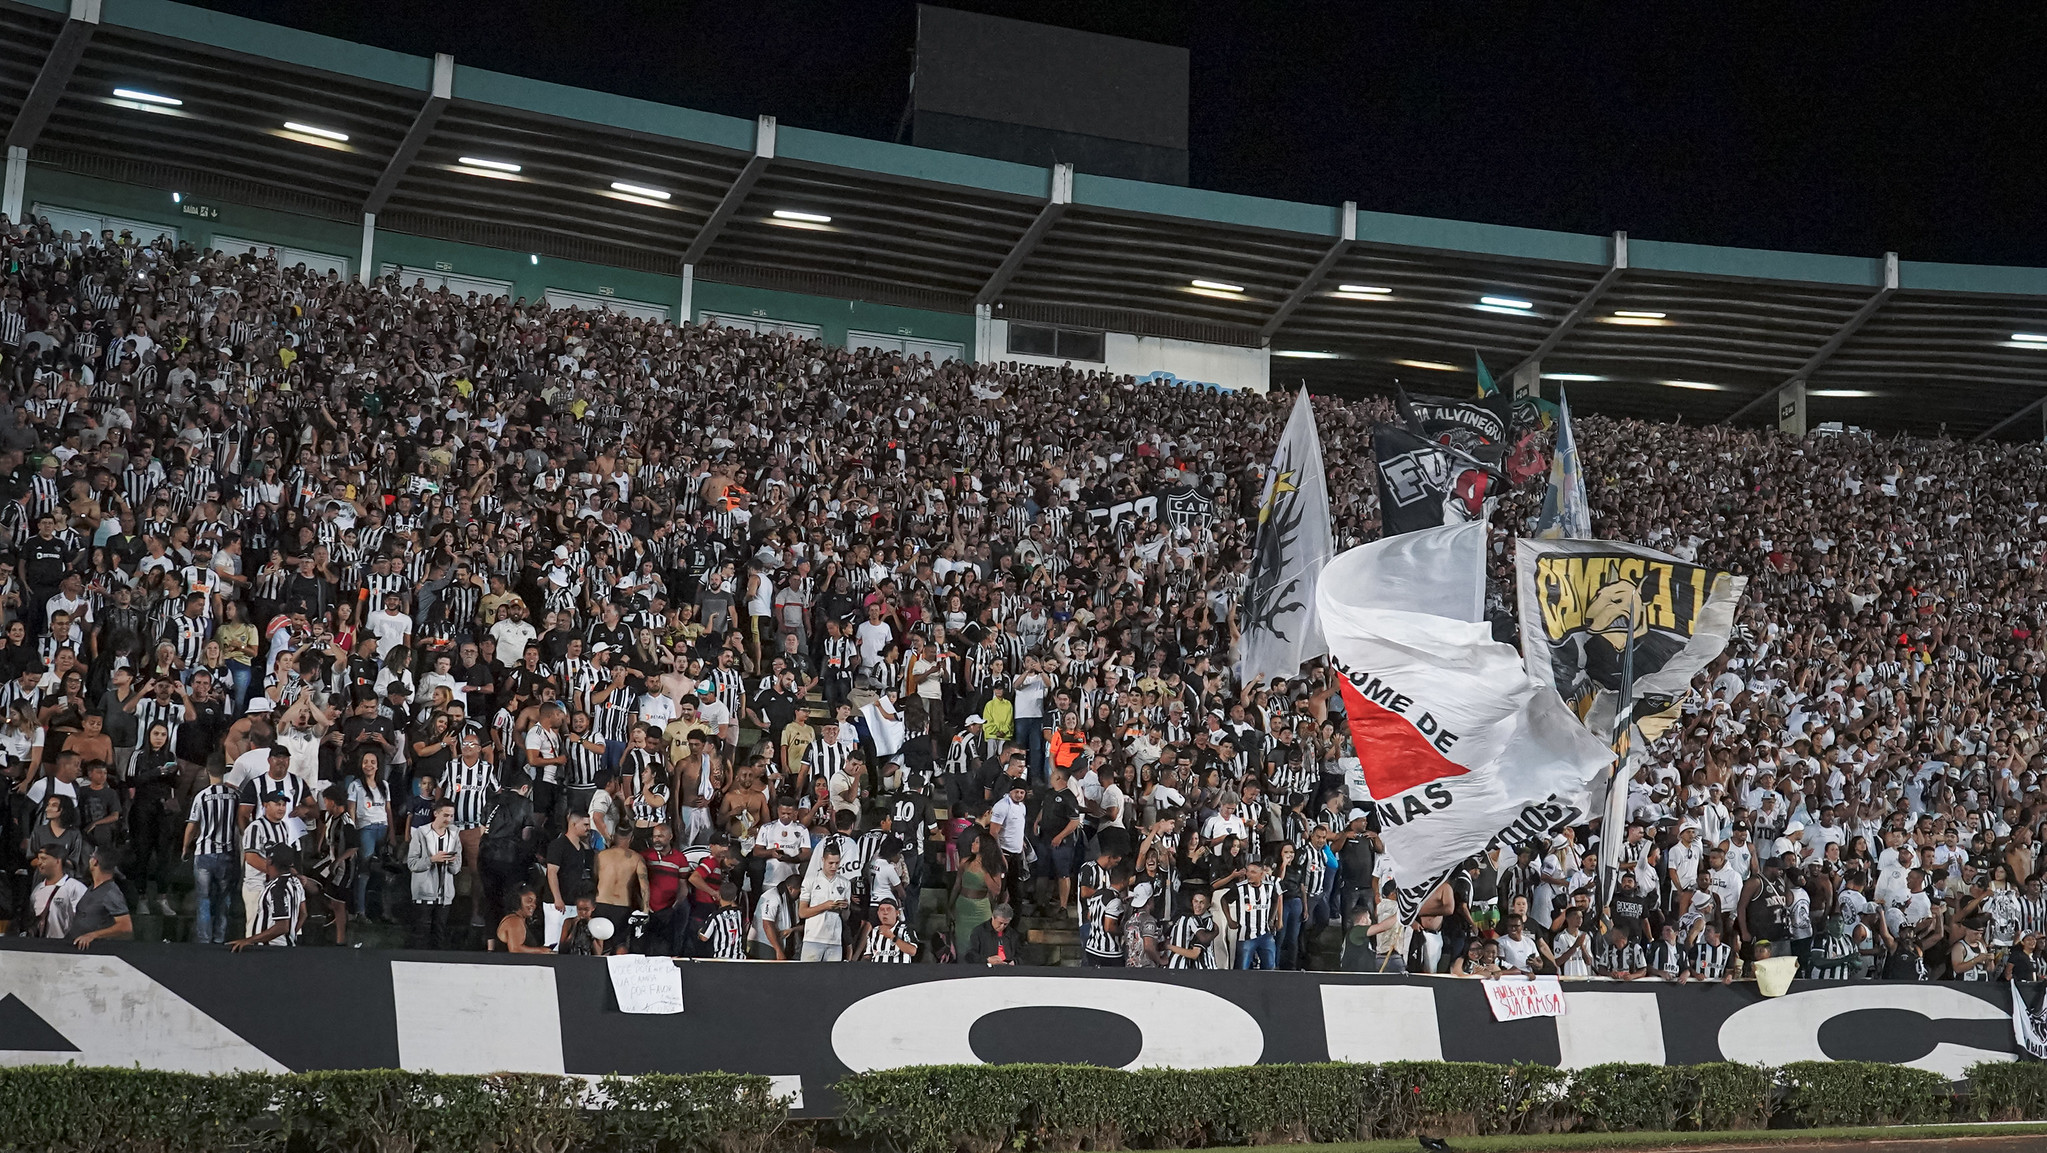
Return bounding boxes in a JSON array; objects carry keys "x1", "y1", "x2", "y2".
[{"x1": 6, "y1": 0, "x2": 2047, "y2": 438}]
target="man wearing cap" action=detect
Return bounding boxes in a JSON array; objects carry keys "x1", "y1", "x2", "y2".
[
  {"x1": 239, "y1": 791, "x2": 296, "y2": 937},
  {"x1": 231, "y1": 843, "x2": 310, "y2": 950},
  {"x1": 24, "y1": 845, "x2": 86, "y2": 939},
  {"x1": 856, "y1": 897, "x2": 919, "y2": 963},
  {"x1": 1122, "y1": 880, "x2": 1167, "y2": 967}
]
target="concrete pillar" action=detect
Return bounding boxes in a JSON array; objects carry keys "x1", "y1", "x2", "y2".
[
  {"x1": 1511, "y1": 359, "x2": 1541, "y2": 402},
  {"x1": 1777, "y1": 379, "x2": 1807, "y2": 436},
  {"x1": 2, "y1": 146, "x2": 26, "y2": 222},
  {"x1": 974, "y1": 302, "x2": 994, "y2": 364},
  {"x1": 679, "y1": 263, "x2": 694, "y2": 327},
  {"x1": 357, "y1": 212, "x2": 376, "y2": 286}
]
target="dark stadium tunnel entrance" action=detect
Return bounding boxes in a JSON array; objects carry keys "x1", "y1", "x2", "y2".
[
  {"x1": 1816, "y1": 1007, "x2": 2009, "y2": 1065},
  {"x1": 968, "y1": 1005, "x2": 1144, "y2": 1067}
]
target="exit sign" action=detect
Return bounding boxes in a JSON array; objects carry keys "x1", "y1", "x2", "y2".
[{"x1": 179, "y1": 202, "x2": 220, "y2": 220}]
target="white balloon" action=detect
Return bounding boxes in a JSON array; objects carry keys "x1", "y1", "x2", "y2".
[{"x1": 589, "y1": 917, "x2": 615, "y2": 941}]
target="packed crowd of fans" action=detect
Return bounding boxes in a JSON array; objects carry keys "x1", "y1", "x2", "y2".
[{"x1": 0, "y1": 211, "x2": 2039, "y2": 984}]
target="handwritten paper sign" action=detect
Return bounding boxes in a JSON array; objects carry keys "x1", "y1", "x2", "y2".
[
  {"x1": 1482, "y1": 976, "x2": 1567, "y2": 1021},
  {"x1": 608, "y1": 954, "x2": 685, "y2": 1014}
]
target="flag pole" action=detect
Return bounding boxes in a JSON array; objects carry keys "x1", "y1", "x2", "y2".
[{"x1": 1598, "y1": 611, "x2": 1638, "y2": 925}]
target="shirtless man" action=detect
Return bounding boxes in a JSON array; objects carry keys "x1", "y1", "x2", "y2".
[
  {"x1": 591, "y1": 827, "x2": 649, "y2": 947},
  {"x1": 720, "y1": 759, "x2": 771, "y2": 842},
  {"x1": 675, "y1": 732, "x2": 722, "y2": 846},
  {"x1": 66, "y1": 712, "x2": 113, "y2": 772}
]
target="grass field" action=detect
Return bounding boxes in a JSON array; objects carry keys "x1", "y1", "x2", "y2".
[{"x1": 1132, "y1": 1121, "x2": 2047, "y2": 1153}]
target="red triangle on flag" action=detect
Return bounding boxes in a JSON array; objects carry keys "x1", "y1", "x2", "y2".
[{"x1": 1338, "y1": 676, "x2": 1471, "y2": 799}]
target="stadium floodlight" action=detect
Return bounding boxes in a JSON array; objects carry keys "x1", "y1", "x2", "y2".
[
  {"x1": 1336, "y1": 284, "x2": 1392, "y2": 295},
  {"x1": 458, "y1": 156, "x2": 522, "y2": 173},
  {"x1": 284, "y1": 121, "x2": 349, "y2": 142},
  {"x1": 1392, "y1": 358, "x2": 1461, "y2": 372},
  {"x1": 609, "y1": 182, "x2": 671, "y2": 200},
  {"x1": 1809, "y1": 389, "x2": 1879, "y2": 398},
  {"x1": 2012, "y1": 333, "x2": 2047, "y2": 345},
  {"x1": 113, "y1": 88, "x2": 182, "y2": 106},
  {"x1": 1662, "y1": 380, "x2": 1728, "y2": 391},
  {"x1": 1542, "y1": 373, "x2": 1604, "y2": 382},
  {"x1": 1479, "y1": 296, "x2": 1533, "y2": 310},
  {"x1": 772, "y1": 210, "x2": 831, "y2": 223},
  {"x1": 1191, "y1": 279, "x2": 1245, "y2": 293},
  {"x1": 1273, "y1": 350, "x2": 1338, "y2": 359},
  {"x1": 1613, "y1": 310, "x2": 1666, "y2": 319}
]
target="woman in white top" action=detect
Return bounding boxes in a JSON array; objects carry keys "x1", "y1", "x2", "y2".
[{"x1": 346, "y1": 750, "x2": 391, "y2": 917}]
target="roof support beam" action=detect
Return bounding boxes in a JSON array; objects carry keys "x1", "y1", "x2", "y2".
[
  {"x1": 1723, "y1": 251, "x2": 1899, "y2": 425},
  {"x1": 1256, "y1": 201, "x2": 1355, "y2": 343},
  {"x1": 682, "y1": 115, "x2": 776, "y2": 267},
  {"x1": 1504, "y1": 231, "x2": 1628, "y2": 381},
  {"x1": 4, "y1": 0, "x2": 102, "y2": 154},
  {"x1": 974, "y1": 162, "x2": 1072, "y2": 307},
  {"x1": 1973, "y1": 394, "x2": 2047, "y2": 443},
  {"x1": 362, "y1": 53, "x2": 453, "y2": 216}
]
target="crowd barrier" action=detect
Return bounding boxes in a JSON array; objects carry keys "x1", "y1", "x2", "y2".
[{"x1": 0, "y1": 941, "x2": 2020, "y2": 1115}]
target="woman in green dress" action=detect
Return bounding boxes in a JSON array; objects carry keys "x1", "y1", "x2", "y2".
[{"x1": 951, "y1": 831, "x2": 1003, "y2": 946}]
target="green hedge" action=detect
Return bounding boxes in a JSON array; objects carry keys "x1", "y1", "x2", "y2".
[
  {"x1": 0, "y1": 1068, "x2": 785, "y2": 1153},
  {"x1": 9, "y1": 1060, "x2": 2047, "y2": 1153}
]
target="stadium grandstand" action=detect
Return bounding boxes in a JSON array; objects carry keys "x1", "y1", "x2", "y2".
[{"x1": 4, "y1": 0, "x2": 2047, "y2": 1106}]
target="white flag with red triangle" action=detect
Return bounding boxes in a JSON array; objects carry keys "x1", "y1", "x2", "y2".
[{"x1": 1316, "y1": 521, "x2": 1616, "y2": 919}]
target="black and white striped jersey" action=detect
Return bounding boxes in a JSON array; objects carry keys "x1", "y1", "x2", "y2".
[
  {"x1": 251, "y1": 874, "x2": 307, "y2": 946},
  {"x1": 859, "y1": 919, "x2": 918, "y2": 963},
  {"x1": 185, "y1": 783, "x2": 239, "y2": 855}
]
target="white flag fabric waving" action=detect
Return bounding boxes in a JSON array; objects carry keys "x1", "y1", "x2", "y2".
[
  {"x1": 1317, "y1": 521, "x2": 1616, "y2": 919},
  {"x1": 1240, "y1": 387, "x2": 1335, "y2": 683}
]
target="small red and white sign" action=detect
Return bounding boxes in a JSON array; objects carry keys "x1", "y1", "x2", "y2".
[{"x1": 1483, "y1": 976, "x2": 1567, "y2": 1022}]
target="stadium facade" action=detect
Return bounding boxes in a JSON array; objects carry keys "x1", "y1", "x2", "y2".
[{"x1": 5, "y1": 0, "x2": 2047, "y2": 434}]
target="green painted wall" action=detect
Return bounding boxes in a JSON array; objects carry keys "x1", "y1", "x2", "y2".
[
  {"x1": 367, "y1": 232, "x2": 686, "y2": 310},
  {"x1": 23, "y1": 166, "x2": 361, "y2": 257},
  {"x1": 21, "y1": 165, "x2": 974, "y2": 348},
  {"x1": 692, "y1": 281, "x2": 976, "y2": 348}
]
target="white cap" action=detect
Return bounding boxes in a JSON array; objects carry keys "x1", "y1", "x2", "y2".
[
  {"x1": 964, "y1": 714, "x2": 985, "y2": 726},
  {"x1": 1347, "y1": 808, "x2": 1369, "y2": 823}
]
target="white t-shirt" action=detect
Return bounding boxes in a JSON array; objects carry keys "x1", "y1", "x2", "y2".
[
  {"x1": 855, "y1": 620, "x2": 894, "y2": 668},
  {"x1": 366, "y1": 609, "x2": 413, "y2": 655},
  {"x1": 755, "y1": 819, "x2": 810, "y2": 887},
  {"x1": 800, "y1": 869, "x2": 851, "y2": 941},
  {"x1": 991, "y1": 795, "x2": 1029, "y2": 853},
  {"x1": 752, "y1": 886, "x2": 794, "y2": 949},
  {"x1": 1202, "y1": 813, "x2": 1248, "y2": 844}
]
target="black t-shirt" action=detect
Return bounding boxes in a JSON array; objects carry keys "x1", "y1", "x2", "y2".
[
  {"x1": 1611, "y1": 891, "x2": 1649, "y2": 939},
  {"x1": 881, "y1": 790, "x2": 933, "y2": 847},
  {"x1": 174, "y1": 698, "x2": 229, "y2": 763},
  {"x1": 1338, "y1": 835, "x2": 1377, "y2": 886},
  {"x1": 23, "y1": 536, "x2": 68, "y2": 587},
  {"x1": 546, "y1": 834, "x2": 596, "y2": 904},
  {"x1": 1035, "y1": 787, "x2": 1080, "y2": 843},
  {"x1": 753, "y1": 686, "x2": 798, "y2": 733}
]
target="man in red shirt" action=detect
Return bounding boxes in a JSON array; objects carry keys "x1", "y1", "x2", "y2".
[
  {"x1": 684, "y1": 838, "x2": 736, "y2": 957},
  {"x1": 641, "y1": 822, "x2": 689, "y2": 956}
]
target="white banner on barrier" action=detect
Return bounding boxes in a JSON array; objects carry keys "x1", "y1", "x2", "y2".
[
  {"x1": 608, "y1": 954, "x2": 685, "y2": 1014},
  {"x1": 1483, "y1": 976, "x2": 1567, "y2": 1022}
]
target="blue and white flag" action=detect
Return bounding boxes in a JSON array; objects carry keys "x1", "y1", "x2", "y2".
[
  {"x1": 1535, "y1": 390, "x2": 1592, "y2": 540},
  {"x1": 1240, "y1": 388, "x2": 1334, "y2": 683}
]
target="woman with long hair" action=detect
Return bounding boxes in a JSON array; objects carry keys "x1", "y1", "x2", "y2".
[
  {"x1": 215, "y1": 600, "x2": 260, "y2": 710},
  {"x1": 348, "y1": 750, "x2": 394, "y2": 921},
  {"x1": 128, "y1": 721, "x2": 180, "y2": 913},
  {"x1": 951, "y1": 830, "x2": 1003, "y2": 946},
  {"x1": 25, "y1": 794, "x2": 87, "y2": 880}
]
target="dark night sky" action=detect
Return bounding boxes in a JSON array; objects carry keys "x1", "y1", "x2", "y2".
[{"x1": 187, "y1": 1, "x2": 2047, "y2": 267}]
